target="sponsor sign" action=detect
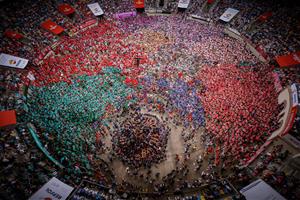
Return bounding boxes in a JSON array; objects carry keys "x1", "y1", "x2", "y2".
[
  {"x1": 240, "y1": 179, "x2": 286, "y2": 200},
  {"x1": 58, "y1": 3, "x2": 75, "y2": 15},
  {"x1": 0, "y1": 53, "x2": 28, "y2": 69},
  {"x1": 79, "y1": 19, "x2": 98, "y2": 29},
  {"x1": 219, "y1": 8, "x2": 239, "y2": 22},
  {"x1": 114, "y1": 11, "x2": 137, "y2": 20},
  {"x1": 29, "y1": 177, "x2": 73, "y2": 200},
  {"x1": 280, "y1": 106, "x2": 297, "y2": 137},
  {"x1": 134, "y1": 0, "x2": 145, "y2": 8},
  {"x1": 178, "y1": 0, "x2": 190, "y2": 8},
  {"x1": 0, "y1": 110, "x2": 16, "y2": 127},
  {"x1": 295, "y1": 83, "x2": 300, "y2": 106},
  {"x1": 276, "y1": 51, "x2": 300, "y2": 68},
  {"x1": 291, "y1": 83, "x2": 298, "y2": 107},
  {"x1": 4, "y1": 29, "x2": 23, "y2": 40},
  {"x1": 87, "y1": 3, "x2": 104, "y2": 16},
  {"x1": 41, "y1": 20, "x2": 64, "y2": 35}
]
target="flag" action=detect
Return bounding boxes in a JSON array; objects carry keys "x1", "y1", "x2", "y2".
[
  {"x1": 276, "y1": 51, "x2": 300, "y2": 67},
  {"x1": 134, "y1": 0, "x2": 145, "y2": 8},
  {"x1": 4, "y1": 29, "x2": 23, "y2": 40},
  {"x1": 0, "y1": 110, "x2": 17, "y2": 127},
  {"x1": 58, "y1": 4, "x2": 75, "y2": 15},
  {"x1": 41, "y1": 20, "x2": 64, "y2": 35}
]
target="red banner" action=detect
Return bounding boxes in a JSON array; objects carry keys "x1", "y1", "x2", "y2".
[
  {"x1": 0, "y1": 110, "x2": 16, "y2": 127},
  {"x1": 281, "y1": 106, "x2": 298, "y2": 137},
  {"x1": 207, "y1": 0, "x2": 214, "y2": 4},
  {"x1": 134, "y1": 0, "x2": 145, "y2": 8},
  {"x1": 41, "y1": 20, "x2": 64, "y2": 35},
  {"x1": 58, "y1": 3, "x2": 75, "y2": 15},
  {"x1": 258, "y1": 12, "x2": 272, "y2": 22},
  {"x1": 276, "y1": 51, "x2": 300, "y2": 68},
  {"x1": 4, "y1": 30, "x2": 23, "y2": 40},
  {"x1": 79, "y1": 19, "x2": 98, "y2": 29}
]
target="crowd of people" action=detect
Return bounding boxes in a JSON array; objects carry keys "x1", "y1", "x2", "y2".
[
  {"x1": 199, "y1": 64, "x2": 280, "y2": 166},
  {"x1": 0, "y1": 0, "x2": 299, "y2": 199},
  {"x1": 228, "y1": 140, "x2": 300, "y2": 199},
  {"x1": 112, "y1": 111, "x2": 169, "y2": 168}
]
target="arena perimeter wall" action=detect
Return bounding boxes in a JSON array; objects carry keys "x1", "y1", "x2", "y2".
[
  {"x1": 244, "y1": 86, "x2": 299, "y2": 167},
  {"x1": 223, "y1": 27, "x2": 268, "y2": 63}
]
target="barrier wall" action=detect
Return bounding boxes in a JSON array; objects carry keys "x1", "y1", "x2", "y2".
[{"x1": 223, "y1": 27, "x2": 269, "y2": 63}]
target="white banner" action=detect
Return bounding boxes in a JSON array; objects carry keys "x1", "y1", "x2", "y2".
[
  {"x1": 240, "y1": 179, "x2": 286, "y2": 200},
  {"x1": 0, "y1": 53, "x2": 28, "y2": 69},
  {"x1": 178, "y1": 0, "x2": 190, "y2": 8},
  {"x1": 219, "y1": 8, "x2": 239, "y2": 22},
  {"x1": 87, "y1": 2, "x2": 104, "y2": 16},
  {"x1": 291, "y1": 83, "x2": 299, "y2": 107},
  {"x1": 29, "y1": 177, "x2": 74, "y2": 200},
  {"x1": 296, "y1": 83, "x2": 300, "y2": 106}
]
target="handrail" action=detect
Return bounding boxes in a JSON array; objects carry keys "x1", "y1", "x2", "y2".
[{"x1": 27, "y1": 123, "x2": 64, "y2": 168}]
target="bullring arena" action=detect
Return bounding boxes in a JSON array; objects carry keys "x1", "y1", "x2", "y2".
[{"x1": 0, "y1": 0, "x2": 300, "y2": 200}]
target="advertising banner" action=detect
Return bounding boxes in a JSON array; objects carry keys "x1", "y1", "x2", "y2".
[
  {"x1": 114, "y1": 11, "x2": 137, "y2": 20},
  {"x1": 4, "y1": 29, "x2": 23, "y2": 40},
  {"x1": 178, "y1": 0, "x2": 190, "y2": 8},
  {"x1": 291, "y1": 83, "x2": 298, "y2": 107},
  {"x1": 240, "y1": 179, "x2": 286, "y2": 200},
  {"x1": 87, "y1": 2, "x2": 104, "y2": 16},
  {"x1": 134, "y1": 0, "x2": 145, "y2": 8},
  {"x1": 41, "y1": 20, "x2": 64, "y2": 35},
  {"x1": 0, "y1": 53, "x2": 28, "y2": 69},
  {"x1": 280, "y1": 106, "x2": 297, "y2": 137},
  {"x1": 0, "y1": 110, "x2": 16, "y2": 127},
  {"x1": 276, "y1": 51, "x2": 300, "y2": 68},
  {"x1": 219, "y1": 8, "x2": 239, "y2": 22},
  {"x1": 58, "y1": 3, "x2": 75, "y2": 15},
  {"x1": 29, "y1": 177, "x2": 74, "y2": 200},
  {"x1": 79, "y1": 19, "x2": 98, "y2": 29}
]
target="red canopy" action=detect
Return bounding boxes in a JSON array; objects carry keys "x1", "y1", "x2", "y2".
[
  {"x1": 4, "y1": 30, "x2": 23, "y2": 40},
  {"x1": 58, "y1": 3, "x2": 75, "y2": 15},
  {"x1": 276, "y1": 51, "x2": 300, "y2": 68},
  {"x1": 0, "y1": 110, "x2": 17, "y2": 127},
  {"x1": 134, "y1": 0, "x2": 145, "y2": 8},
  {"x1": 41, "y1": 20, "x2": 64, "y2": 35}
]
